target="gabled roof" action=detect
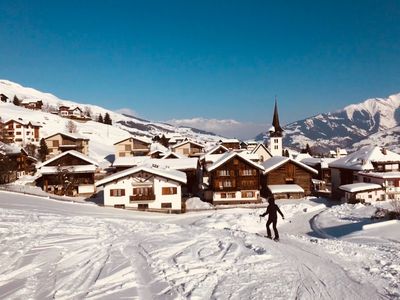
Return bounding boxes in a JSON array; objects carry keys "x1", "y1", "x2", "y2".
[
  {"x1": 44, "y1": 132, "x2": 89, "y2": 141},
  {"x1": 262, "y1": 156, "x2": 318, "y2": 175},
  {"x1": 4, "y1": 118, "x2": 42, "y2": 127},
  {"x1": 96, "y1": 165, "x2": 187, "y2": 187},
  {"x1": 206, "y1": 151, "x2": 264, "y2": 172},
  {"x1": 301, "y1": 157, "x2": 338, "y2": 169},
  {"x1": 162, "y1": 151, "x2": 186, "y2": 159},
  {"x1": 204, "y1": 144, "x2": 229, "y2": 155},
  {"x1": 38, "y1": 150, "x2": 98, "y2": 168},
  {"x1": 219, "y1": 138, "x2": 240, "y2": 143},
  {"x1": 251, "y1": 143, "x2": 272, "y2": 157},
  {"x1": 268, "y1": 184, "x2": 304, "y2": 194},
  {"x1": 0, "y1": 141, "x2": 22, "y2": 155},
  {"x1": 171, "y1": 140, "x2": 205, "y2": 149},
  {"x1": 329, "y1": 146, "x2": 400, "y2": 171},
  {"x1": 113, "y1": 135, "x2": 152, "y2": 145}
]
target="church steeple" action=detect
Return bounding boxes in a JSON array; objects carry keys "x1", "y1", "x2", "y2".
[{"x1": 271, "y1": 98, "x2": 283, "y2": 137}]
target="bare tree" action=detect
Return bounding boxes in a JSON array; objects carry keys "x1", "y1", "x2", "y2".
[
  {"x1": 65, "y1": 120, "x2": 78, "y2": 134},
  {"x1": 84, "y1": 106, "x2": 92, "y2": 119},
  {"x1": 391, "y1": 199, "x2": 400, "y2": 218}
]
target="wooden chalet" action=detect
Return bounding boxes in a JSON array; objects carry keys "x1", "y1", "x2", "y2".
[
  {"x1": 20, "y1": 99, "x2": 43, "y2": 110},
  {"x1": 261, "y1": 156, "x2": 318, "y2": 199},
  {"x1": 0, "y1": 142, "x2": 36, "y2": 183},
  {"x1": 36, "y1": 150, "x2": 98, "y2": 196},
  {"x1": 44, "y1": 132, "x2": 89, "y2": 158},
  {"x1": 171, "y1": 140, "x2": 205, "y2": 157},
  {"x1": 203, "y1": 152, "x2": 264, "y2": 204},
  {"x1": 114, "y1": 136, "x2": 151, "y2": 157}
]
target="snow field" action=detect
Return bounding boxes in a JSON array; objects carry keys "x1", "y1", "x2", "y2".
[{"x1": 0, "y1": 193, "x2": 399, "y2": 299}]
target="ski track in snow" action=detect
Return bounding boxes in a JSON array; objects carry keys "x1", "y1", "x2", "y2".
[{"x1": 0, "y1": 193, "x2": 399, "y2": 299}]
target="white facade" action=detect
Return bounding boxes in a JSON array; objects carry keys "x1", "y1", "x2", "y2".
[
  {"x1": 101, "y1": 173, "x2": 183, "y2": 211},
  {"x1": 343, "y1": 189, "x2": 386, "y2": 203},
  {"x1": 212, "y1": 190, "x2": 259, "y2": 203}
]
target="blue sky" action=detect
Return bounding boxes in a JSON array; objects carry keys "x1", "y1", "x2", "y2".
[{"x1": 1, "y1": 1, "x2": 400, "y2": 138}]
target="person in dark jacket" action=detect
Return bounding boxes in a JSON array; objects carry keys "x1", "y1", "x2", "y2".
[{"x1": 259, "y1": 198, "x2": 284, "y2": 240}]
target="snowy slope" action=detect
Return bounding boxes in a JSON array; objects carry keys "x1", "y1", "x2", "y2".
[
  {"x1": 0, "y1": 191, "x2": 399, "y2": 299},
  {"x1": 255, "y1": 93, "x2": 400, "y2": 152},
  {"x1": 0, "y1": 80, "x2": 222, "y2": 162}
]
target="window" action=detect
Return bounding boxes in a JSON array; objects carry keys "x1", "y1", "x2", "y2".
[
  {"x1": 119, "y1": 152, "x2": 125, "y2": 157},
  {"x1": 218, "y1": 170, "x2": 230, "y2": 176},
  {"x1": 125, "y1": 144, "x2": 131, "y2": 151},
  {"x1": 227, "y1": 192, "x2": 235, "y2": 198},
  {"x1": 223, "y1": 180, "x2": 232, "y2": 187},
  {"x1": 161, "y1": 203, "x2": 172, "y2": 208},
  {"x1": 110, "y1": 189, "x2": 125, "y2": 197},
  {"x1": 133, "y1": 187, "x2": 153, "y2": 196},
  {"x1": 220, "y1": 193, "x2": 227, "y2": 198},
  {"x1": 241, "y1": 169, "x2": 254, "y2": 176},
  {"x1": 274, "y1": 139, "x2": 278, "y2": 143},
  {"x1": 241, "y1": 180, "x2": 256, "y2": 188},
  {"x1": 233, "y1": 159, "x2": 239, "y2": 165},
  {"x1": 241, "y1": 191, "x2": 255, "y2": 198},
  {"x1": 274, "y1": 145, "x2": 278, "y2": 149},
  {"x1": 16, "y1": 125, "x2": 21, "y2": 128},
  {"x1": 53, "y1": 140, "x2": 59, "y2": 147},
  {"x1": 16, "y1": 132, "x2": 21, "y2": 135},
  {"x1": 138, "y1": 204, "x2": 148, "y2": 210},
  {"x1": 162, "y1": 187, "x2": 177, "y2": 195}
]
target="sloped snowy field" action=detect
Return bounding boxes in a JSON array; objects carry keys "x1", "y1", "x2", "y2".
[{"x1": 0, "y1": 191, "x2": 399, "y2": 299}]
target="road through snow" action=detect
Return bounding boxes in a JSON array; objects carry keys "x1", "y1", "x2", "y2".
[{"x1": 0, "y1": 191, "x2": 398, "y2": 299}]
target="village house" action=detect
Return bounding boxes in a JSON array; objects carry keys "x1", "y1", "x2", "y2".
[
  {"x1": 250, "y1": 143, "x2": 273, "y2": 162},
  {"x1": 171, "y1": 140, "x2": 205, "y2": 157},
  {"x1": 114, "y1": 136, "x2": 152, "y2": 158},
  {"x1": 20, "y1": 99, "x2": 43, "y2": 110},
  {"x1": 218, "y1": 138, "x2": 241, "y2": 150},
  {"x1": 203, "y1": 152, "x2": 264, "y2": 204},
  {"x1": 58, "y1": 105, "x2": 88, "y2": 120},
  {"x1": 0, "y1": 142, "x2": 37, "y2": 183},
  {"x1": 339, "y1": 183, "x2": 384, "y2": 204},
  {"x1": 329, "y1": 148, "x2": 348, "y2": 158},
  {"x1": 300, "y1": 157, "x2": 337, "y2": 191},
  {"x1": 44, "y1": 132, "x2": 89, "y2": 158},
  {"x1": 329, "y1": 146, "x2": 400, "y2": 199},
  {"x1": 261, "y1": 156, "x2": 318, "y2": 199},
  {"x1": 36, "y1": 150, "x2": 98, "y2": 196},
  {"x1": 96, "y1": 165, "x2": 187, "y2": 213},
  {"x1": 1, "y1": 118, "x2": 41, "y2": 145},
  {"x1": 112, "y1": 156, "x2": 200, "y2": 196}
]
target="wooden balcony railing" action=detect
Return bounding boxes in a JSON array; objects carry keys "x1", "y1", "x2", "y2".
[{"x1": 130, "y1": 194, "x2": 156, "y2": 201}]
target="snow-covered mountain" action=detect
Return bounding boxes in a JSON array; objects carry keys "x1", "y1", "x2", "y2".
[
  {"x1": 256, "y1": 93, "x2": 400, "y2": 152},
  {"x1": 0, "y1": 80, "x2": 222, "y2": 162}
]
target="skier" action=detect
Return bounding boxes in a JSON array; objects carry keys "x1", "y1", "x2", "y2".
[{"x1": 259, "y1": 197, "x2": 284, "y2": 241}]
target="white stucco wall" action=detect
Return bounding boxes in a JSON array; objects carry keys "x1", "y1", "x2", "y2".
[{"x1": 102, "y1": 175, "x2": 182, "y2": 210}]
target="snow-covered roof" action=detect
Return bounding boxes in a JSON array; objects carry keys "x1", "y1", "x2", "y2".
[
  {"x1": 150, "y1": 142, "x2": 168, "y2": 153},
  {"x1": 262, "y1": 156, "x2": 318, "y2": 175},
  {"x1": 301, "y1": 157, "x2": 338, "y2": 169},
  {"x1": 113, "y1": 135, "x2": 152, "y2": 145},
  {"x1": 113, "y1": 157, "x2": 198, "y2": 171},
  {"x1": 161, "y1": 151, "x2": 186, "y2": 159},
  {"x1": 40, "y1": 165, "x2": 97, "y2": 174},
  {"x1": 0, "y1": 141, "x2": 22, "y2": 155},
  {"x1": 294, "y1": 153, "x2": 312, "y2": 161},
  {"x1": 96, "y1": 165, "x2": 187, "y2": 186},
  {"x1": 20, "y1": 99, "x2": 41, "y2": 104},
  {"x1": 329, "y1": 146, "x2": 400, "y2": 171},
  {"x1": 45, "y1": 132, "x2": 89, "y2": 141},
  {"x1": 358, "y1": 171, "x2": 400, "y2": 179},
  {"x1": 171, "y1": 140, "x2": 205, "y2": 149},
  {"x1": 219, "y1": 138, "x2": 240, "y2": 143},
  {"x1": 206, "y1": 151, "x2": 264, "y2": 172},
  {"x1": 203, "y1": 144, "x2": 229, "y2": 156},
  {"x1": 38, "y1": 150, "x2": 99, "y2": 168},
  {"x1": 3, "y1": 118, "x2": 42, "y2": 127},
  {"x1": 339, "y1": 183, "x2": 382, "y2": 193},
  {"x1": 268, "y1": 184, "x2": 304, "y2": 194}
]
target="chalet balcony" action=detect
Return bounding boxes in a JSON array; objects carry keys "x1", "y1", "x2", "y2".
[{"x1": 130, "y1": 194, "x2": 156, "y2": 201}]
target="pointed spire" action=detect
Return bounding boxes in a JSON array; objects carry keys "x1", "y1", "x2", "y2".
[{"x1": 271, "y1": 97, "x2": 283, "y2": 137}]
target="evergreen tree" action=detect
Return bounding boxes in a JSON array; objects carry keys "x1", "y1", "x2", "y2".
[
  {"x1": 160, "y1": 134, "x2": 169, "y2": 148},
  {"x1": 38, "y1": 138, "x2": 49, "y2": 161},
  {"x1": 152, "y1": 135, "x2": 161, "y2": 142},
  {"x1": 104, "y1": 112, "x2": 112, "y2": 125},
  {"x1": 284, "y1": 149, "x2": 290, "y2": 157},
  {"x1": 13, "y1": 95, "x2": 20, "y2": 106},
  {"x1": 305, "y1": 143, "x2": 312, "y2": 156},
  {"x1": 97, "y1": 114, "x2": 104, "y2": 123}
]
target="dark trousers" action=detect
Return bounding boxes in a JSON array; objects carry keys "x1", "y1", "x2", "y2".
[{"x1": 266, "y1": 218, "x2": 279, "y2": 239}]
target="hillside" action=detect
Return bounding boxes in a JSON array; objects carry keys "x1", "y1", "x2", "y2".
[{"x1": 0, "y1": 80, "x2": 222, "y2": 163}]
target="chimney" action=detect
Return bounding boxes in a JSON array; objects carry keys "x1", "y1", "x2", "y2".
[{"x1": 382, "y1": 148, "x2": 387, "y2": 155}]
